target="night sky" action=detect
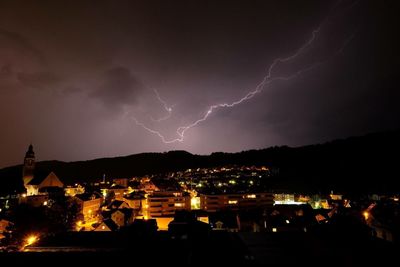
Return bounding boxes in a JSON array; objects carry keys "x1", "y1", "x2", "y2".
[{"x1": 0, "y1": 0, "x2": 399, "y2": 167}]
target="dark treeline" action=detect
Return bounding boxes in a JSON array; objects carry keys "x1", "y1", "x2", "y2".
[{"x1": 1, "y1": 130, "x2": 399, "y2": 194}]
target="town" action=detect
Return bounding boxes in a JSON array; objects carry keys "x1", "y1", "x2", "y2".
[
  {"x1": 0, "y1": 145, "x2": 399, "y2": 264},
  {"x1": 0, "y1": 0, "x2": 398, "y2": 265}
]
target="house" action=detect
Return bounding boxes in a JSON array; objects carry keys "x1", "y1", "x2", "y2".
[
  {"x1": 65, "y1": 185, "x2": 85, "y2": 197},
  {"x1": 0, "y1": 219, "x2": 13, "y2": 241},
  {"x1": 0, "y1": 219, "x2": 13, "y2": 234},
  {"x1": 168, "y1": 210, "x2": 211, "y2": 240},
  {"x1": 25, "y1": 172, "x2": 64, "y2": 196},
  {"x1": 112, "y1": 178, "x2": 129, "y2": 188},
  {"x1": 268, "y1": 204, "x2": 316, "y2": 233},
  {"x1": 107, "y1": 200, "x2": 131, "y2": 210},
  {"x1": 130, "y1": 218, "x2": 158, "y2": 234},
  {"x1": 139, "y1": 177, "x2": 182, "y2": 193},
  {"x1": 139, "y1": 179, "x2": 158, "y2": 193},
  {"x1": 107, "y1": 184, "x2": 129, "y2": 200},
  {"x1": 368, "y1": 201, "x2": 400, "y2": 243},
  {"x1": 151, "y1": 178, "x2": 182, "y2": 192},
  {"x1": 102, "y1": 208, "x2": 135, "y2": 228},
  {"x1": 123, "y1": 191, "x2": 146, "y2": 210},
  {"x1": 209, "y1": 211, "x2": 239, "y2": 232},
  {"x1": 110, "y1": 209, "x2": 134, "y2": 227},
  {"x1": 75, "y1": 192, "x2": 103, "y2": 222},
  {"x1": 94, "y1": 219, "x2": 119, "y2": 232}
]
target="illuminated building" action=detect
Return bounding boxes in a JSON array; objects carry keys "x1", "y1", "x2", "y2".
[
  {"x1": 75, "y1": 192, "x2": 103, "y2": 222},
  {"x1": 139, "y1": 178, "x2": 158, "y2": 193},
  {"x1": 139, "y1": 178, "x2": 191, "y2": 217},
  {"x1": 64, "y1": 185, "x2": 85, "y2": 197},
  {"x1": 190, "y1": 196, "x2": 201, "y2": 210},
  {"x1": 0, "y1": 219, "x2": 13, "y2": 239},
  {"x1": 107, "y1": 184, "x2": 129, "y2": 200},
  {"x1": 24, "y1": 172, "x2": 64, "y2": 196},
  {"x1": 112, "y1": 178, "x2": 129, "y2": 188},
  {"x1": 274, "y1": 194, "x2": 296, "y2": 205},
  {"x1": 330, "y1": 193, "x2": 343, "y2": 201},
  {"x1": 106, "y1": 209, "x2": 134, "y2": 228},
  {"x1": 123, "y1": 192, "x2": 146, "y2": 210},
  {"x1": 147, "y1": 191, "x2": 190, "y2": 217},
  {"x1": 200, "y1": 193, "x2": 273, "y2": 212},
  {"x1": 273, "y1": 193, "x2": 310, "y2": 205}
]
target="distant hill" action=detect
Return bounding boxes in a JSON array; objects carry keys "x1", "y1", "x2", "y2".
[{"x1": 1, "y1": 130, "x2": 399, "y2": 194}]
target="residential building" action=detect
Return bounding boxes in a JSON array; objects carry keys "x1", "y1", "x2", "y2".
[
  {"x1": 111, "y1": 209, "x2": 134, "y2": 227},
  {"x1": 107, "y1": 184, "x2": 129, "y2": 200},
  {"x1": 113, "y1": 178, "x2": 129, "y2": 188},
  {"x1": 75, "y1": 192, "x2": 103, "y2": 222},
  {"x1": 123, "y1": 191, "x2": 146, "y2": 210},
  {"x1": 146, "y1": 191, "x2": 190, "y2": 217},
  {"x1": 65, "y1": 185, "x2": 85, "y2": 197},
  {"x1": 107, "y1": 200, "x2": 131, "y2": 210},
  {"x1": 200, "y1": 192, "x2": 273, "y2": 212},
  {"x1": 93, "y1": 219, "x2": 118, "y2": 232}
]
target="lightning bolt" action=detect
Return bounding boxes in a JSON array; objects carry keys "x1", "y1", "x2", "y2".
[
  {"x1": 150, "y1": 89, "x2": 174, "y2": 122},
  {"x1": 131, "y1": 2, "x2": 357, "y2": 144}
]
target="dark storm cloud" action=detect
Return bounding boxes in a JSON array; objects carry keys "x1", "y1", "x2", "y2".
[
  {"x1": 0, "y1": 29, "x2": 44, "y2": 64},
  {"x1": 90, "y1": 67, "x2": 146, "y2": 110},
  {"x1": 17, "y1": 71, "x2": 62, "y2": 90},
  {"x1": 62, "y1": 86, "x2": 83, "y2": 96},
  {"x1": 0, "y1": 28, "x2": 48, "y2": 93}
]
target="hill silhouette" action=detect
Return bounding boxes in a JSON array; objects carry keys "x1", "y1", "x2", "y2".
[{"x1": 1, "y1": 130, "x2": 399, "y2": 194}]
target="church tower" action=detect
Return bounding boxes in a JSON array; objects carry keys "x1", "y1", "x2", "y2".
[{"x1": 22, "y1": 144, "x2": 35, "y2": 186}]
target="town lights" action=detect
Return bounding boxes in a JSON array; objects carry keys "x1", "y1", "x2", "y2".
[{"x1": 23, "y1": 234, "x2": 39, "y2": 249}]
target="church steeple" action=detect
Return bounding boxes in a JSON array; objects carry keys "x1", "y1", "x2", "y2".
[
  {"x1": 26, "y1": 144, "x2": 35, "y2": 158},
  {"x1": 23, "y1": 144, "x2": 35, "y2": 186}
]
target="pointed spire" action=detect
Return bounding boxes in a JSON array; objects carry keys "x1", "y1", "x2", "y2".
[{"x1": 25, "y1": 144, "x2": 35, "y2": 158}]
